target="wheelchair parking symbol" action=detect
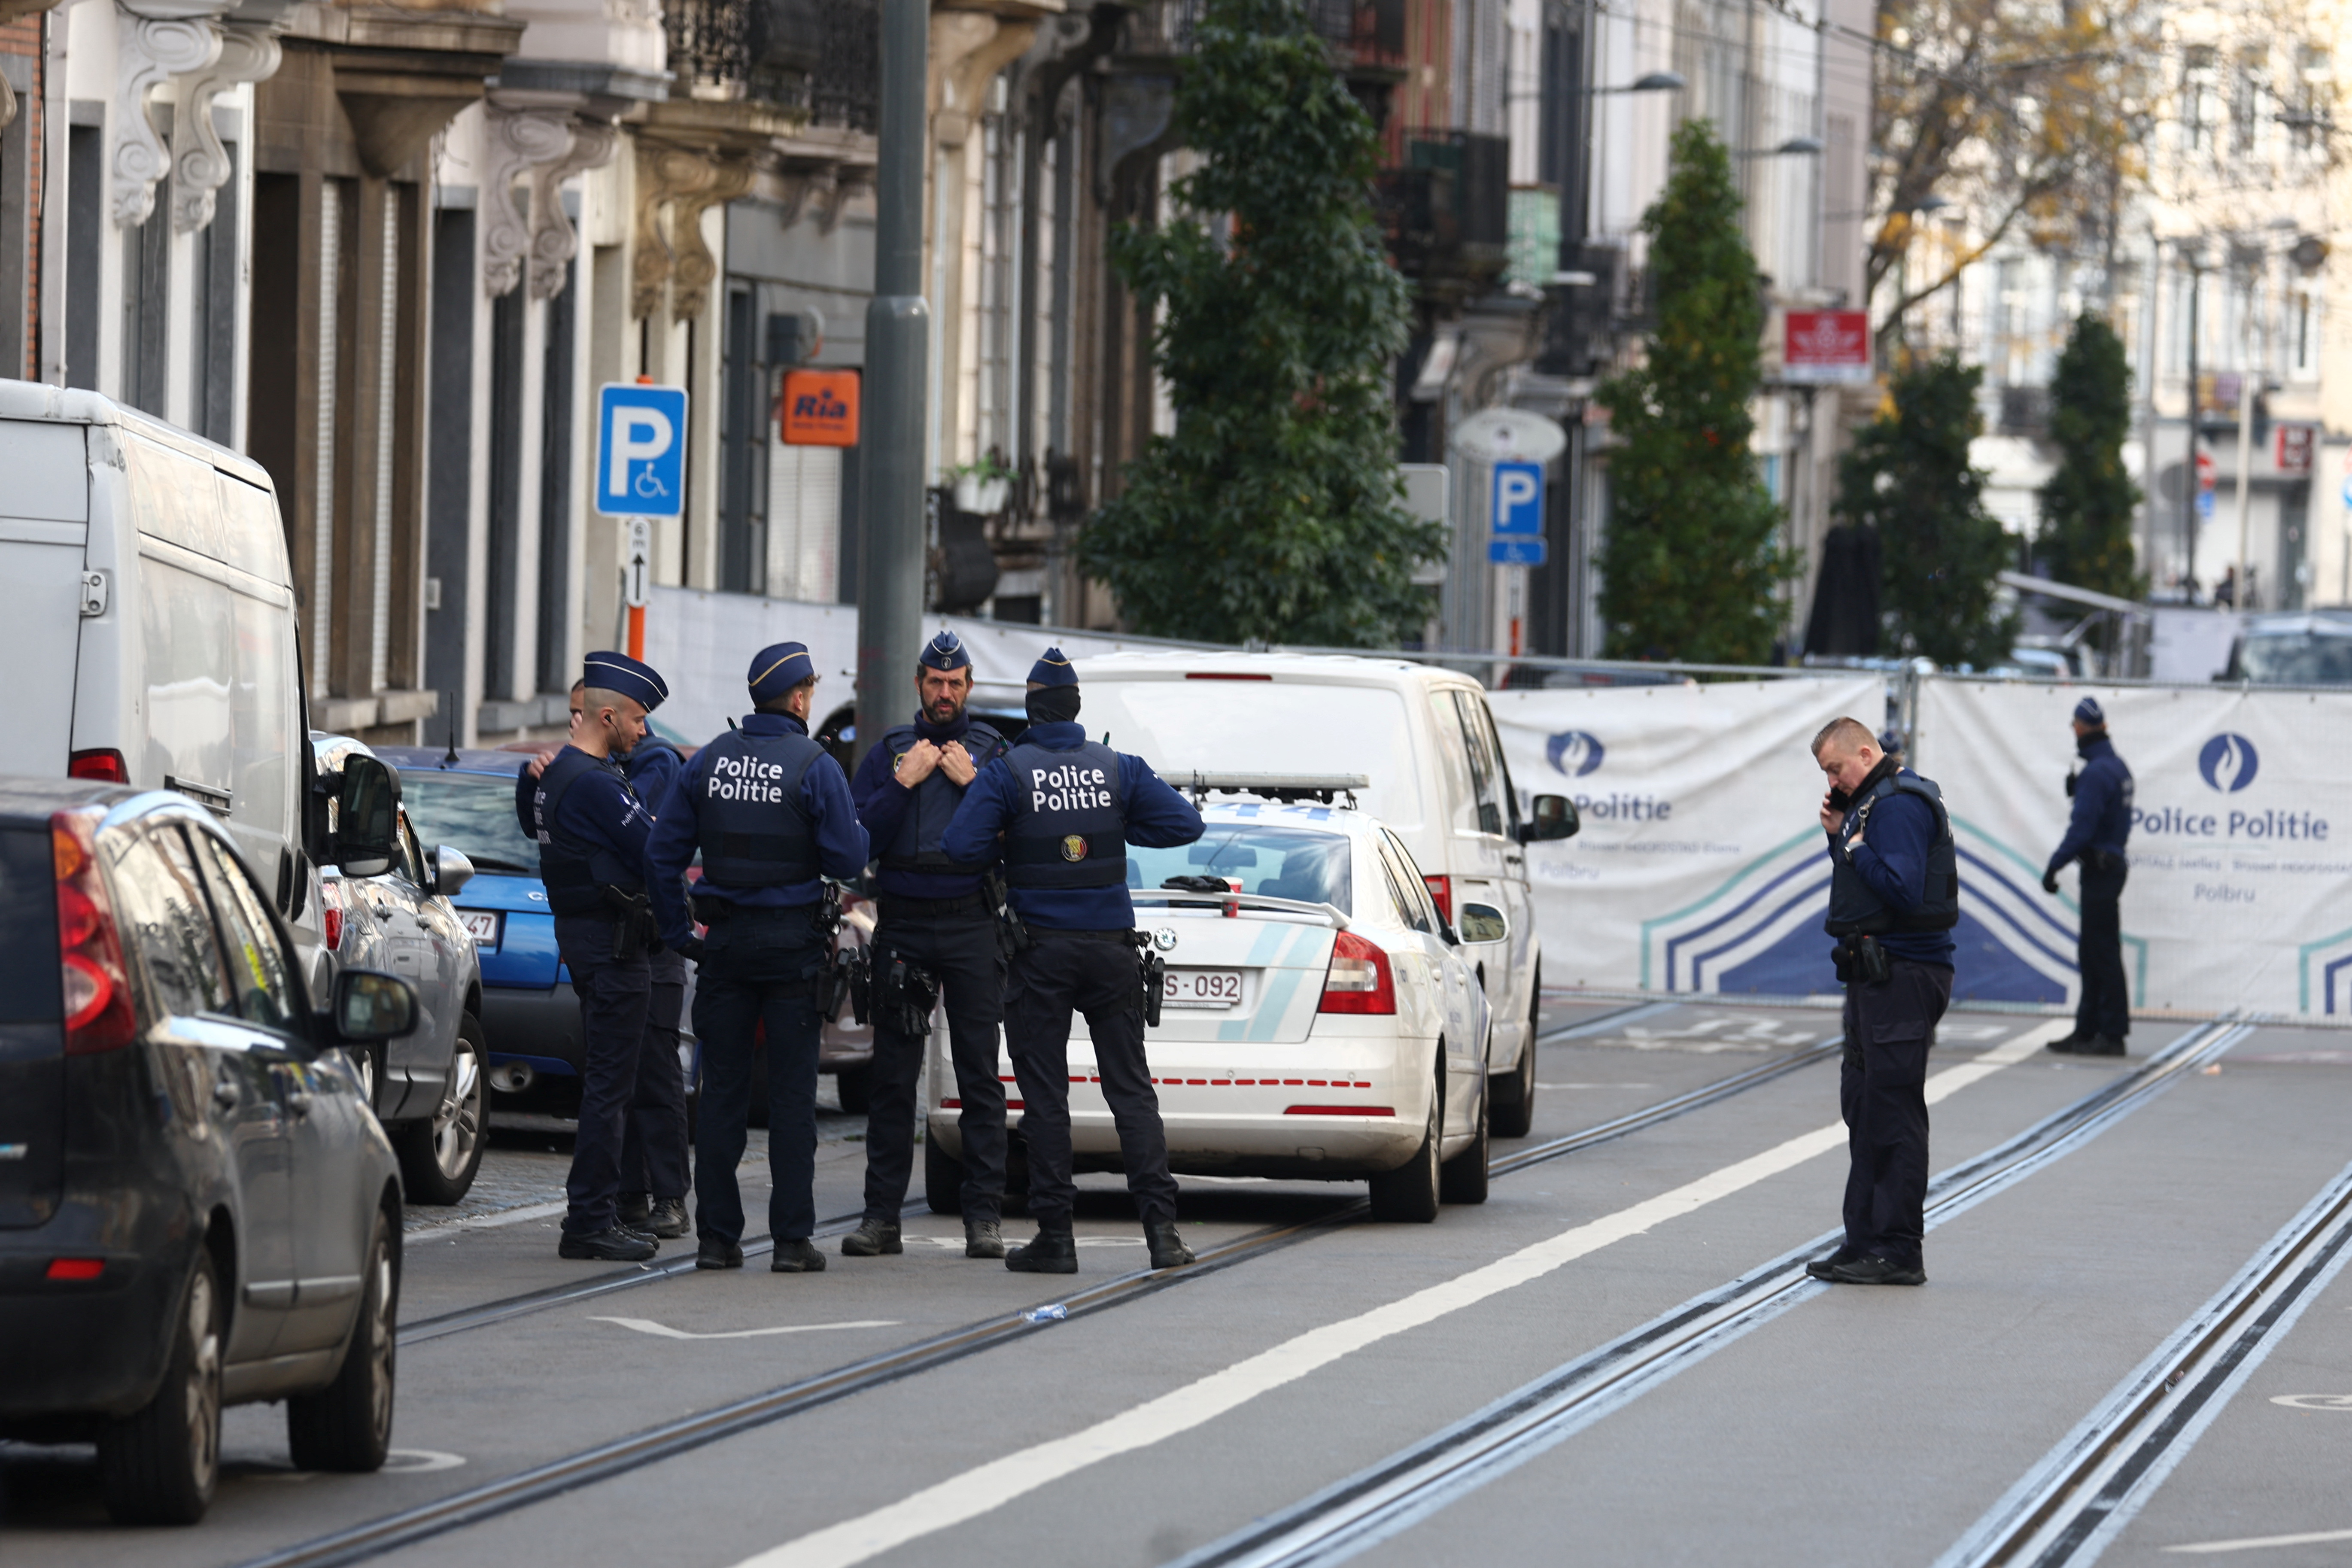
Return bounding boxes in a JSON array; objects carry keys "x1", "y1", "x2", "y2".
[{"x1": 597, "y1": 384, "x2": 689, "y2": 519}]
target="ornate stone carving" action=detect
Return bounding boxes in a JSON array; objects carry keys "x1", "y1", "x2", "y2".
[
  {"x1": 665, "y1": 152, "x2": 753, "y2": 322},
  {"x1": 630, "y1": 141, "x2": 753, "y2": 323},
  {"x1": 527, "y1": 118, "x2": 617, "y2": 300},
  {"x1": 113, "y1": 0, "x2": 226, "y2": 228},
  {"x1": 480, "y1": 102, "x2": 576, "y2": 298},
  {"x1": 171, "y1": 20, "x2": 281, "y2": 233}
]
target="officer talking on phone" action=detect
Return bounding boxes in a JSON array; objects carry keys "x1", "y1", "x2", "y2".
[
  {"x1": 847, "y1": 630, "x2": 1014, "y2": 1260},
  {"x1": 2042, "y1": 696, "x2": 2133, "y2": 1056},
  {"x1": 1807, "y1": 717, "x2": 1958, "y2": 1288},
  {"x1": 940, "y1": 648, "x2": 1204, "y2": 1275}
]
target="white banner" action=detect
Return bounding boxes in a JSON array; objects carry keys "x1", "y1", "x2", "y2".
[
  {"x1": 1490, "y1": 677, "x2": 1884, "y2": 998},
  {"x1": 1915, "y1": 678, "x2": 2352, "y2": 1018}
]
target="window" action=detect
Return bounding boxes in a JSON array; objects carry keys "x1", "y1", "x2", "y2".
[
  {"x1": 2184, "y1": 45, "x2": 2218, "y2": 151},
  {"x1": 399, "y1": 769, "x2": 540, "y2": 874},
  {"x1": 1450, "y1": 690, "x2": 1505, "y2": 836},
  {"x1": 0, "y1": 827, "x2": 60, "y2": 1023},
  {"x1": 190, "y1": 832, "x2": 306, "y2": 1036},
  {"x1": 1127, "y1": 826, "x2": 1354, "y2": 912},
  {"x1": 396, "y1": 812, "x2": 430, "y2": 887},
  {"x1": 1376, "y1": 836, "x2": 1437, "y2": 935},
  {"x1": 1470, "y1": 698, "x2": 1525, "y2": 839},
  {"x1": 108, "y1": 825, "x2": 234, "y2": 1019}
]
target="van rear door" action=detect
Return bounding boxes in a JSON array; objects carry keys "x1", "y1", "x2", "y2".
[
  {"x1": 0, "y1": 421, "x2": 91, "y2": 772},
  {"x1": 0, "y1": 822, "x2": 64, "y2": 1228}
]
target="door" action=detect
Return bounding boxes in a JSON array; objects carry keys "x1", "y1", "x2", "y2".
[
  {"x1": 109, "y1": 824, "x2": 297, "y2": 1362},
  {"x1": 191, "y1": 829, "x2": 373, "y2": 1355},
  {"x1": 1380, "y1": 833, "x2": 1480, "y2": 1129},
  {"x1": 0, "y1": 420, "x2": 88, "y2": 770},
  {"x1": 1451, "y1": 691, "x2": 1535, "y2": 1062}
]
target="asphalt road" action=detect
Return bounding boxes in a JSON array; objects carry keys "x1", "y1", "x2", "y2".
[{"x1": 6, "y1": 997, "x2": 2351, "y2": 1568}]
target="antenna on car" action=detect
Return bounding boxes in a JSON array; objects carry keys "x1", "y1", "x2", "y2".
[
  {"x1": 442, "y1": 690, "x2": 460, "y2": 766},
  {"x1": 1184, "y1": 772, "x2": 1367, "y2": 807}
]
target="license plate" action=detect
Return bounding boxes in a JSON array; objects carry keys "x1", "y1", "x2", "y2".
[
  {"x1": 458, "y1": 910, "x2": 503, "y2": 949},
  {"x1": 1163, "y1": 968, "x2": 1242, "y2": 1009}
]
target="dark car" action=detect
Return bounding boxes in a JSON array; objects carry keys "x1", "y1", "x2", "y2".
[
  {"x1": 2221, "y1": 610, "x2": 2352, "y2": 685},
  {"x1": 0, "y1": 777, "x2": 419, "y2": 1524}
]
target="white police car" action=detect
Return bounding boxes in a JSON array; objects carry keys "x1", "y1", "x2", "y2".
[{"x1": 924, "y1": 775, "x2": 1493, "y2": 1221}]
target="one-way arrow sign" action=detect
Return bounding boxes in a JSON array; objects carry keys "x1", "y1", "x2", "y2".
[{"x1": 626, "y1": 519, "x2": 652, "y2": 608}]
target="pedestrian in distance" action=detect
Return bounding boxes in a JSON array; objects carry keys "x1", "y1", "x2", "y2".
[
  {"x1": 2043, "y1": 697, "x2": 2133, "y2": 1057},
  {"x1": 1806, "y1": 717, "x2": 1959, "y2": 1288},
  {"x1": 847, "y1": 630, "x2": 1015, "y2": 1260},
  {"x1": 940, "y1": 647, "x2": 1206, "y2": 1275},
  {"x1": 647, "y1": 643, "x2": 869, "y2": 1274},
  {"x1": 523, "y1": 653, "x2": 672, "y2": 1264}
]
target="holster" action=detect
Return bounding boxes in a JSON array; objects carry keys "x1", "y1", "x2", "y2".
[
  {"x1": 601, "y1": 886, "x2": 659, "y2": 959},
  {"x1": 843, "y1": 946, "x2": 873, "y2": 1026},
  {"x1": 987, "y1": 870, "x2": 1033, "y2": 960},
  {"x1": 1834, "y1": 934, "x2": 1891, "y2": 987},
  {"x1": 820, "y1": 945, "x2": 869, "y2": 1023},
  {"x1": 877, "y1": 954, "x2": 941, "y2": 1039},
  {"x1": 1130, "y1": 932, "x2": 1165, "y2": 1028}
]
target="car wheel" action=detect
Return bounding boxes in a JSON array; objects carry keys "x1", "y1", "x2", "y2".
[
  {"x1": 925, "y1": 1132, "x2": 966, "y2": 1216},
  {"x1": 835, "y1": 1063, "x2": 872, "y2": 1115},
  {"x1": 398, "y1": 1014, "x2": 488, "y2": 1205},
  {"x1": 1489, "y1": 967, "x2": 1538, "y2": 1140},
  {"x1": 287, "y1": 1211, "x2": 398, "y2": 1473},
  {"x1": 98, "y1": 1250, "x2": 222, "y2": 1525},
  {"x1": 1368, "y1": 1057, "x2": 1443, "y2": 1223},
  {"x1": 1440, "y1": 1052, "x2": 1491, "y2": 1206}
]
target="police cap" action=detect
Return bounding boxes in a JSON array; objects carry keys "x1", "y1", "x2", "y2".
[
  {"x1": 581, "y1": 651, "x2": 667, "y2": 713},
  {"x1": 1027, "y1": 646, "x2": 1077, "y2": 688},
  {"x1": 2073, "y1": 696, "x2": 2105, "y2": 726},
  {"x1": 921, "y1": 629, "x2": 972, "y2": 673},
  {"x1": 749, "y1": 642, "x2": 816, "y2": 703}
]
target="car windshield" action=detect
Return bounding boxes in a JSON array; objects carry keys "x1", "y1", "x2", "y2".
[
  {"x1": 1127, "y1": 825, "x2": 1353, "y2": 913},
  {"x1": 2238, "y1": 630, "x2": 2352, "y2": 685},
  {"x1": 397, "y1": 769, "x2": 540, "y2": 874}
]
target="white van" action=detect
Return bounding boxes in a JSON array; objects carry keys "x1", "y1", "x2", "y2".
[
  {"x1": 1070, "y1": 652, "x2": 1578, "y2": 1136},
  {"x1": 0, "y1": 382, "x2": 384, "y2": 996}
]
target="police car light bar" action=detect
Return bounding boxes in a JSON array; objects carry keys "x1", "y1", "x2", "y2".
[
  {"x1": 1183, "y1": 772, "x2": 1369, "y2": 805},
  {"x1": 1131, "y1": 888, "x2": 1350, "y2": 930}
]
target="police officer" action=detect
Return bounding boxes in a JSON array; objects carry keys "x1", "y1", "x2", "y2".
[
  {"x1": 940, "y1": 648, "x2": 1205, "y2": 1275},
  {"x1": 846, "y1": 630, "x2": 1013, "y2": 1259},
  {"x1": 2043, "y1": 697, "x2": 2133, "y2": 1057},
  {"x1": 647, "y1": 643, "x2": 869, "y2": 1273},
  {"x1": 1805, "y1": 717, "x2": 1957, "y2": 1288},
  {"x1": 525, "y1": 653, "x2": 671, "y2": 1263}
]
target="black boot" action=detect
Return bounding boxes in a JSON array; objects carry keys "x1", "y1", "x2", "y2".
[
  {"x1": 1145, "y1": 1221, "x2": 1194, "y2": 1270},
  {"x1": 770, "y1": 1239, "x2": 829, "y2": 1273},
  {"x1": 696, "y1": 1235, "x2": 744, "y2": 1270},
  {"x1": 559, "y1": 1228, "x2": 658, "y2": 1263},
  {"x1": 646, "y1": 1199, "x2": 689, "y2": 1239},
  {"x1": 842, "y1": 1218, "x2": 903, "y2": 1257},
  {"x1": 2045, "y1": 1033, "x2": 2086, "y2": 1054},
  {"x1": 2079, "y1": 1034, "x2": 2127, "y2": 1057},
  {"x1": 964, "y1": 1218, "x2": 1006, "y2": 1259},
  {"x1": 617, "y1": 1192, "x2": 652, "y2": 1227},
  {"x1": 1006, "y1": 1225, "x2": 1078, "y2": 1274}
]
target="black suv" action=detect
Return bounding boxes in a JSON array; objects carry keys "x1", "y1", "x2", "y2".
[{"x1": 0, "y1": 775, "x2": 419, "y2": 1525}]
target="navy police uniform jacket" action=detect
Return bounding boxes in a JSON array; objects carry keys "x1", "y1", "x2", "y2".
[
  {"x1": 1824, "y1": 766, "x2": 1957, "y2": 969},
  {"x1": 2048, "y1": 733, "x2": 2133, "y2": 878},
  {"x1": 645, "y1": 712, "x2": 869, "y2": 949},
  {"x1": 518, "y1": 747, "x2": 655, "y2": 917},
  {"x1": 512, "y1": 735, "x2": 686, "y2": 837},
  {"x1": 939, "y1": 719, "x2": 1204, "y2": 931},
  {"x1": 851, "y1": 714, "x2": 1011, "y2": 900}
]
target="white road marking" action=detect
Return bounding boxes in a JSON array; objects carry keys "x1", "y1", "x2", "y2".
[
  {"x1": 1537, "y1": 1083, "x2": 1659, "y2": 1090},
  {"x1": 406, "y1": 1198, "x2": 568, "y2": 1234},
  {"x1": 590, "y1": 1317, "x2": 900, "y2": 1341},
  {"x1": 732, "y1": 1019, "x2": 2063, "y2": 1568},
  {"x1": 2269, "y1": 1394, "x2": 2352, "y2": 1410},
  {"x1": 382, "y1": 1449, "x2": 467, "y2": 1473},
  {"x1": 2165, "y1": 1526, "x2": 2352, "y2": 1554}
]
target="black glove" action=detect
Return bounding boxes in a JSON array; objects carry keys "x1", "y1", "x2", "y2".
[
  {"x1": 2041, "y1": 870, "x2": 2060, "y2": 895},
  {"x1": 675, "y1": 936, "x2": 706, "y2": 965}
]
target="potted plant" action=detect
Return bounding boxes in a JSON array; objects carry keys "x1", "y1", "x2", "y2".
[{"x1": 946, "y1": 454, "x2": 1015, "y2": 516}]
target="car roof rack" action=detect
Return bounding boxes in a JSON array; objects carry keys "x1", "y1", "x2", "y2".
[{"x1": 1182, "y1": 771, "x2": 1367, "y2": 806}]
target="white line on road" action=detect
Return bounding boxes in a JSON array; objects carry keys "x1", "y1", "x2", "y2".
[
  {"x1": 590, "y1": 1317, "x2": 900, "y2": 1342},
  {"x1": 406, "y1": 1199, "x2": 568, "y2": 1234},
  {"x1": 2164, "y1": 1526, "x2": 2352, "y2": 1554},
  {"x1": 730, "y1": 1019, "x2": 2063, "y2": 1568}
]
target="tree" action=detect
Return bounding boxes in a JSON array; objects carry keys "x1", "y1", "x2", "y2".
[
  {"x1": 1592, "y1": 120, "x2": 1790, "y2": 664},
  {"x1": 1834, "y1": 354, "x2": 2016, "y2": 667},
  {"x1": 2036, "y1": 312, "x2": 2142, "y2": 602},
  {"x1": 1076, "y1": 0, "x2": 1439, "y2": 646}
]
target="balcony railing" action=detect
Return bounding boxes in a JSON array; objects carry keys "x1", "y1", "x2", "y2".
[
  {"x1": 1377, "y1": 132, "x2": 1509, "y2": 287},
  {"x1": 667, "y1": 0, "x2": 878, "y2": 129}
]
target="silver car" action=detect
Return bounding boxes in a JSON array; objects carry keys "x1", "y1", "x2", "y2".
[{"x1": 311, "y1": 735, "x2": 487, "y2": 1204}]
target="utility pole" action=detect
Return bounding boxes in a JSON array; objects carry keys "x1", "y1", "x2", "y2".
[{"x1": 857, "y1": 0, "x2": 929, "y2": 767}]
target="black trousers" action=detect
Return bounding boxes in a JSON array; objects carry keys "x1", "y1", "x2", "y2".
[
  {"x1": 1839, "y1": 959, "x2": 1953, "y2": 1269},
  {"x1": 692, "y1": 912, "x2": 825, "y2": 1244},
  {"x1": 2075, "y1": 862, "x2": 2130, "y2": 1040},
  {"x1": 554, "y1": 915, "x2": 652, "y2": 1238},
  {"x1": 1004, "y1": 929, "x2": 1179, "y2": 1229},
  {"x1": 620, "y1": 947, "x2": 691, "y2": 1202},
  {"x1": 863, "y1": 909, "x2": 1009, "y2": 1223}
]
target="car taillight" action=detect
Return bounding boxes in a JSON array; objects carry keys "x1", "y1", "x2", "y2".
[
  {"x1": 1318, "y1": 930, "x2": 1396, "y2": 1015},
  {"x1": 47, "y1": 1258, "x2": 105, "y2": 1281},
  {"x1": 322, "y1": 883, "x2": 344, "y2": 951},
  {"x1": 53, "y1": 809, "x2": 134, "y2": 1054},
  {"x1": 67, "y1": 748, "x2": 128, "y2": 783},
  {"x1": 1422, "y1": 874, "x2": 1452, "y2": 925}
]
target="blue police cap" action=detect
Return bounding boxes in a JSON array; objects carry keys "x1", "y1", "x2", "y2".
[
  {"x1": 581, "y1": 651, "x2": 666, "y2": 713},
  {"x1": 2073, "y1": 696, "x2": 2105, "y2": 726},
  {"x1": 748, "y1": 642, "x2": 815, "y2": 703},
  {"x1": 920, "y1": 629, "x2": 972, "y2": 673},
  {"x1": 1027, "y1": 646, "x2": 1077, "y2": 687}
]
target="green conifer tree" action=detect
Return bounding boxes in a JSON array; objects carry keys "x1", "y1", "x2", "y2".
[
  {"x1": 1076, "y1": 0, "x2": 1440, "y2": 645},
  {"x1": 1593, "y1": 119, "x2": 1791, "y2": 663},
  {"x1": 2036, "y1": 312, "x2": 2143, "y2": 600}
]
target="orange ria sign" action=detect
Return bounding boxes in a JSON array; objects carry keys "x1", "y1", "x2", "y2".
[{"x1": 779, "y1": 368, "x2": 860, "y2": 447}]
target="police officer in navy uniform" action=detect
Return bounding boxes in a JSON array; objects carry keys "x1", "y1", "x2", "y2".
[
  {"x1": 847, "y1": 630, "x2": 1014, "y2": 1259},
  {"x1": 2043, "y1": 696, "x2": 2133, "y2": 1057},
  {"x1": 647, "y1": 642, "x2": 869, "y2": 1273},
  {"x1": 525, "y1": 652, "x2": 672, "y2": 1263},
  {"x1": 941, "y1": 647, "x2": 1205, "y2": 1275},
  {"x1": 1805, "y1": 717, "x2": 1958, "y2": 1288}
]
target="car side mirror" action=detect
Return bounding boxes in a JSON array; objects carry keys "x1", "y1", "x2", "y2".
[
  {"x1": 336, "y1": 755, "x2": 401, "y2": 878},
  {"x1": 1519, "y1": 794, "x2": 1579, "y2": 842},
  {"x1": 332, "y1": 968, "x2": 418, "y2": 1042},
  {"x1": 432, "y1": 845, "x2": 476, "y2": 897},
  {"x1": 1458, "y1": 902, "x2": 1510, "y2": 942}
]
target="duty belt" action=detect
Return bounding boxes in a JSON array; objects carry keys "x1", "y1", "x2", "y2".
[
  {"x1": 879, "y1": 891, "x2": 991, "y2": 921},
  {"x1": 693, "y1": 898, "x2": 820, "y2": 927},
  {"x1": 1026, "y1": 926, "x2": 1136, "y2": 944}
]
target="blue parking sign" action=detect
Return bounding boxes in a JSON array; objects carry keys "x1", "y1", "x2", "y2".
[
  {"x1": 1489, "y1": 537, "x2": 1547, "y2": 565},
  {"x1": 596, "y1": 383, "x2": 690, "y2": 518},
  {"x1": 1491, "y1": 461, "x2": 1545, "y2": 535}
]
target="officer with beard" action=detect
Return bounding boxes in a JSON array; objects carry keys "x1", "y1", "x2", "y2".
[
  {"x1": 2043, "y1": 697, "x2": 2133, "y2": 1056},
  {"x1": 845, "y1": 629, "x2": 1013, "y2": 1259}
]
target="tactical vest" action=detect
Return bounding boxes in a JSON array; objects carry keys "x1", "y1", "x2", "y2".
[
  {"x1": 534, "y1": 748, "x2": 646, "y2": 916},
  {"x1": 694, "y1": 726, "x2": 823, "y2": 888},
  {"x1": 1824, "y1": 770, "x2": 1961, "y2": 937},
  {"x1": 879, "y1": 720, "x2": 1008, "y2": 875},
  {"x1": 1003, "y1": 739, "x2": 1127, "y2": 890}
]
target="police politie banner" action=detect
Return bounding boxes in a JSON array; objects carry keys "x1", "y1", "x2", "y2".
[
  {"x1": 1488, "y1": 676, "x2": 1883, "y2": 999},
  {"x1": 1914, "y1": 678, "x2": 2352, "y2": 1019}
]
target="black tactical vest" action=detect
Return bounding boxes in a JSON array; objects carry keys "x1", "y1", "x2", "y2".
[
  {"x1": 534, "y1": 748, "x2": 646, "y2": 916},
  {"x1": 879, "y1": 720, "x2": 1008, "y2": 874},
  {"x1": 1824, "y1": 770, "x2": 1961, "y2": 936},
  {"x1": 1003, "y1": 739, "x2": 1127, "y2": 890},
  {"x1": 694, "y1": 726, "x2": 823, "y2": 887}
]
